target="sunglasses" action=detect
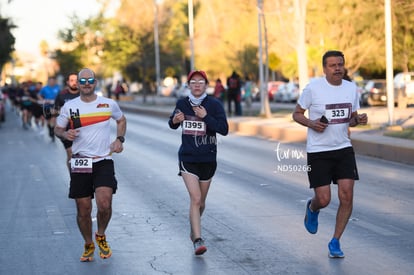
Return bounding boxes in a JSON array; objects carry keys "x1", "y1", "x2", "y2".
[
  {"x1": 79, "y1": 78, "x2": 96, "y2": 85},
  {"x1": 189, "y1": 79, "x2": 206, "y2": 85}
]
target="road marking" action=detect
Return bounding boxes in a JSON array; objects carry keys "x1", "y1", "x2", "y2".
[{"x1": 45, "y1": 205, "x2": 68, "y2": 235}]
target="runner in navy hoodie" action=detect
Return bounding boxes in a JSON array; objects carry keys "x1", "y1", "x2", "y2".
[{"x1": 168, "y1": 70, "x2": 228, "y2": 255}]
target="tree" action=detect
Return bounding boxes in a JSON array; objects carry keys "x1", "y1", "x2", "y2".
[
  {"x1": 306, "y1": 0, "x2": 386, "y2": 77},
  {"x1": 236, "y1": 44, "x2": 259, "y2": 80},
  {"x1": 56, "y1": 14, "x2": 109, "y2": 77},
  {"x1": 194, "y1": 0, "x2": 259, "y2": 80},
  {"x1": 392, "y1": 0, "x2": 414, "y2": 72},
  {"x1": 107, "y1": 0, "x2": 188, "y2": 83},
  {"x1": 101, "y1": 20, "x2": 143, "y2": 80},
  {"x1": 52, "y1": 0, "x2": 414, "y2": 93},
  {"x1": 0, "y1": 16, "x2": 15, "y2": 80},
  {"x1": 54, "y1": 49, "x2": 83, "y2": 77}
]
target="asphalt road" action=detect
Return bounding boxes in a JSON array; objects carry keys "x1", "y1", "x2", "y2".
[{"x1": 1, "y1": 107, "x2": 413, "y2": 275}]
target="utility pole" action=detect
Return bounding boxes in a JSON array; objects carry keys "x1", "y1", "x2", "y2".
[
  {"x1": 154, "y1": 0, "x2": 161, "y2": 97},
  {"x1": 385, "y1": 0, "x2": 394, "y2": 126},
  {"x1": 188, "y1": 0, "x2": 195, "y2": 71},
  {"x1": 258, "y1": 0, "x2": 271, "y2": 118}
]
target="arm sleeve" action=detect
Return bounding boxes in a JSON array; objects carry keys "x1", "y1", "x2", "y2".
[
  {"x1": 203, "y1": 102, "x2": 229, "y2": 136},
  {"x1": 56, "y1": 104, "x2": 69, "y2": 128},
  {"x1": 168, "y1": 101, "x2": 182, "y2": 129},
  {"x1": 111, "y1": 101, "x2": 124, "y2": 120}
]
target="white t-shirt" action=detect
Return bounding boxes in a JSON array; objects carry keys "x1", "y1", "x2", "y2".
[
  {"x1": 297, "y1": 77, "x2": 360, "y2": 153},
  {"x1": 56, "y1": 96, "x2": 123, "y2": 161}
]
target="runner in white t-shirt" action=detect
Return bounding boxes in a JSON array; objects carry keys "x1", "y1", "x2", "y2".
[
  {"x1": 55, "y1": 68, "x2": 127, "y2": 262},
  {"x1": 292, "y1": 50, "x2": 368, "y2": 258}
]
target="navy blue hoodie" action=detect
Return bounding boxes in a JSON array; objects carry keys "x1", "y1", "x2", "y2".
[{"x1": 168, "y1": 96, "x2": 228, "y2": 162}]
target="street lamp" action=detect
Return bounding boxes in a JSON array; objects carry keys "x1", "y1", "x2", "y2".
[
  {"x1": 154, "y1": 0, "x2": 162, "y2": 96},
  {"x1": 258, "y1": 0, "x2": 264, "y2": 108},
  {"x1": 257, "y1": 0, "x2": 271, "y2": 118}
]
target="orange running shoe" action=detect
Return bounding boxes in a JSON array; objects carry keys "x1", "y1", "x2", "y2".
[
  {"x1": 80, "y1": 242, "x2": 95, "y2": 262},
  {"x1": 95, "y1": 232, "x2": 112, "y2": 259}
]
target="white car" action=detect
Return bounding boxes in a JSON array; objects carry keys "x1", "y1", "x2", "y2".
[
  {"x1": 394, "y1": 72, "x2": 414, "y2": 107},
  {"x1": 176, "y1": 83, "x2": 191, "y2": 98},
  {"x1": 274, "y1": 82, "x2": 299, "y2": 103}
]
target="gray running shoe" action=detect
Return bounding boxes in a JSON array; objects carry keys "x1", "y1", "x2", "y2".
[{"x1": 193, "y1": 238, "x2": 207, "y2": 255}]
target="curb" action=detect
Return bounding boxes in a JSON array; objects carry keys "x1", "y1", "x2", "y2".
[
  {"x1": 228, "y1": 117, "x2": 307, "y2": 142},
  {"x1": 351, "y1": 132, "x2": 414, "y2": 165}
]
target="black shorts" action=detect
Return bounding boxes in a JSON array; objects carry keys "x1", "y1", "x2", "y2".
[
  {"x1": 60, "y1": 138, "x2": 73, "y2": 149},
  {"x1": 307, "y1": 147, "x2": 359, "y2": 189},
  {"x1": 69, "y1": 159, "x2": 118, "y2": 199},
  {"x1": 31, "y1": 103, "x2": 43, "y2": 118},
  {"x1": 21, "y1": 103, "x2": 31, "y2": 111},
  {"x1": 42, "y1": 104, "x2": 54, "y2": 119},
  {"x1": 179, "y1": 161, "x2": 217, "y2": 181}
]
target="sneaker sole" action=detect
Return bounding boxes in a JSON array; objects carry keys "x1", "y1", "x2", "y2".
[
  {"x1": 80, "y1": 256, "x2": 94, "y2": 262},
  {"x1": 99, "y1": 251, "x2": 112, "y2": 259},
  {"x1": 329, "y1": 253, "x2": 345, "y2": 258},
  {"x1": 195, "y1": 246, "x2": 207, "y2": 255}
]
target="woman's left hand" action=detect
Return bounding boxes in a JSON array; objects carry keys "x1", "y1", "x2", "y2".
[{"x1": 193, "y1": 106, "x2": 207, "y2": 118}]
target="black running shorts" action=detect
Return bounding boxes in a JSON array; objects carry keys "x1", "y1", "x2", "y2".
[
  {"x1": 61, "y1": 138, "x2": 73, "y2": 149},
  {"x1": 69, "y1": 159, "x2": 117, "y2": 199},
  {"x1": 179, "y1": 161, "x2": 217, "y2": 182},
  {"x1": 307, "y1": 147, "x2": 359, "y2": 189}
]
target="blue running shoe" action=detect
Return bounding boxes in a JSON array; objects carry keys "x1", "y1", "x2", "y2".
[
  {"x1": 328, "y1": 238, "x2": 345, "y2": 258},
  {"x1": 304, "y1": 199, "x2": 319, "y2": 234}
]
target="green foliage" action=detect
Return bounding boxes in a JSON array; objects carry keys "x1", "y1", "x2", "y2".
[
  {"x1": 306, "y1": 0, "x2": 386, "y2": 77},
  {"x1": 236, "y1": 44, "x2": 259, "y2": 80},
  {"x1": 102, "y1": 21, "x2": 141, "y2": 75},
  {"x1": 54, "y1": 49, "x2": 83, "y2": 76},
  {"x1": 0, "y1": 17, "x2": 15, "y2": 73},
  {"x1": 268, "y1": 53, "x2": 281, "y2": 72},
  {"x1": 392, "y1": 0, "x2": 414, "y2": 72},
  {"x1": 55, "y1": 15, "x2": 107, "y2": 76}
]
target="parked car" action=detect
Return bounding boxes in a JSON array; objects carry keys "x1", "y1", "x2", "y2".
[
  {"x1": 268, "y1": 81, "x2": 284, "y2": 101},
  {"x1": 206, "y1": 85, "x2": 215, "y2": 96},
  {"x1": 175, "y1": 83, "x2": 191, "y2": 98},
  {"x1": 274, "y1": 82, "x2": 299, "y2": 103},
  {"x1": 355, "y1": 80, "x2": 369, "y2": 106},
  {"x1": 252, "y1": 81, "x2": 284, "y2": 101},
  {"x1": 159, "y1": 77, "x2": 178, "y2": 97},
  {"x1": 359, "y1": 90, "x2": 369, "y2": 107},
  {"x1": 364, "y1": 79, "x2": 387, "y2": 106},
  {"x1": 394, "y1": 72, "x2": 414, "y2": 108}
]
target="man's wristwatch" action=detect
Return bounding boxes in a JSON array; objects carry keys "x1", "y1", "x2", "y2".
[{"x1": 116, "y1": 136, "x2": 125, "y2": 143}]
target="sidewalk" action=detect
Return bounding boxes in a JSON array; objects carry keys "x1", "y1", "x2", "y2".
[{"x1": 119, "y1": 95, "x2": 414, "y2": 165}]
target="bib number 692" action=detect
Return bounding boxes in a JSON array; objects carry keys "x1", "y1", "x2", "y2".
[
  {"x1": 71, "y1": 157, "x2": 93, "y2": 173},
  {"x1": 74, "y1": 158, "x2": 89, "y2": 166}
]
